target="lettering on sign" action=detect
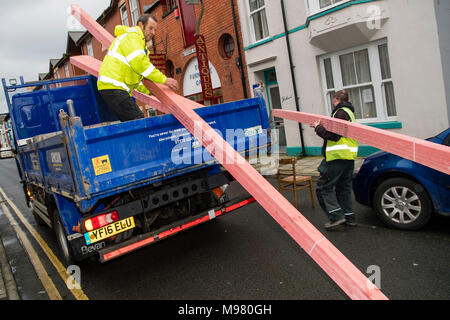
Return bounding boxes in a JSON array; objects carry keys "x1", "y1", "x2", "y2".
[
  {"x1": 92, "y1": 155, "x2": 112, "y2": 176},
  {"x1": 149, "y1": 53, "x2": 167, "y2": 75},
  {"x1": 194, "y1": 35, "x2": 214, "y2": 101}
]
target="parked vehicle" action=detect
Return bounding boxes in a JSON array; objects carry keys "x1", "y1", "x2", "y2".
[
  {"x1": 0, "y1": 115, "x2": 13, "y2": 159},
  {"x1": 353, "y1": 128, "x2": 450, "y2": 230},
  {"x1": 2, "y1": 75, "x2": 270, "y2": 263}
]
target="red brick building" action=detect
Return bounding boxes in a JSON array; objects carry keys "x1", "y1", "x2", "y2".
[{"x1": 44, "y1": 0, "x2": 250, "y2": 116}]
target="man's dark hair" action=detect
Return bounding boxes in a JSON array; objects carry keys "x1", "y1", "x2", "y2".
[
  {"x1": 137, "y1": 14, "x2": 157, "y2": 27},
  {"x1": 334, "y1": 90, "x2": 349, "y2": 103}
]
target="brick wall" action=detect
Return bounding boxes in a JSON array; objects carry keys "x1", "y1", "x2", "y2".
[
  {"x1": 60, "y1": 0, "x2": 250, "y2": 114},
  {"x1": 144, "y1": 0, "x2": 250, "y2": 103}
]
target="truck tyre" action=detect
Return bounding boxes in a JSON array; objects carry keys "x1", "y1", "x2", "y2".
[
  {"x1": 373, "y1": 177, "x2": 432, "y2": 230},
  {"x1": 53, "y1": 208, "x2": 75, "y2": 265}
]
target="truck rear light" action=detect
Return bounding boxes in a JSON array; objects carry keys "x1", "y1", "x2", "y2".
[
  {"x1": 83, "y1": 211, "x2": 119, "y2": 232},
  {"x1": 212, "y1": 184, "x2": 229, "y2": 199}
]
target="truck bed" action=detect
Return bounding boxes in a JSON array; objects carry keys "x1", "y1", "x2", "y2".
[{"x1": 18, "y1": 96, "x2": 270, "y2": 213}]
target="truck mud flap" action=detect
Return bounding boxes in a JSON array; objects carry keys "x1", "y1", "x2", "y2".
[{"x1": 98, "y1": 196, "x2": 256, "y2": 262}]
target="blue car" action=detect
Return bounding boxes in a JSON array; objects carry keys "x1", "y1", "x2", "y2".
[{"x1": 353, "y1": 128, "x2": 450, "y2": 230}]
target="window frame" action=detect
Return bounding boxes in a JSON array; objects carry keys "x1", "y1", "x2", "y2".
[
  {"x1": 120, "y1": 3, "x2": 129, "y2": 27},
  {"x1": 166, "y1": 0, "x2": 177, "y2": 13},
  {"x1": 246, "y1": 0, "x2": 270, "y2": 44},
  {"x1": 64, "y1": 64, "x2": 70, "y2": 78},
  {"x1": 86, "y1": 38, "x2": 94, "y2": 57},
  {"x1": 129, "y1": 0, "x2": 140, "y2": 26},
  {"x1": 304, "y1": 0, "x2": 351, "y2": 17},
  {"x1": 319, "y1": 39, "x2": 397, "y2": 124}
]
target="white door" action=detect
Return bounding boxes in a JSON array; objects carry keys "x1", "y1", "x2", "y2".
[{"x1": 268, "y1": 85, "x2": 286, "y2": 151}]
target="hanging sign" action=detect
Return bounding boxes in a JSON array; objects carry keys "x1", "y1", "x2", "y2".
[
  {"x1": 194, "y1": 35, "x2": 214, "y2": 101},
  {"x1": 149, "y1": 53, "x2": 167, "y2": 75}
]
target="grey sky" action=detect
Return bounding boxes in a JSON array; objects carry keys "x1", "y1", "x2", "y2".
[{"x1": 0, "y1": 0, "x2": 110, "y2": 114}]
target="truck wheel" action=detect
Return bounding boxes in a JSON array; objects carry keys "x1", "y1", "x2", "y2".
[
  {"x1": 373, "y1": 177, "x2": 432, "y2": 230},
  {"x1": 53, "y1": 209, "x2": 75, "y2": 265}
]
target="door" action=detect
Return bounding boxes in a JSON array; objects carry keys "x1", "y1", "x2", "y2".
[
  {"x1": 437, "y1": 132, "x2": 450, "y2": 212},
  {"x1": 267, "y1": 84, "x2": 286, "y2": 152}
]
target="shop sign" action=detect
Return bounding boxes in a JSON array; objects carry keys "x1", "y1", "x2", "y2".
[
  {"x1": 194, "y1": 35, "x2": 214, "y2": 101},
  {"x1": 149, "y1": 53, "x2": 167, "y2": 75}
]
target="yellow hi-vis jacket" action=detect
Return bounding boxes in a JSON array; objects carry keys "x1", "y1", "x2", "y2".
[
  {"x1": 97, "y1": 25, "x2": 167, "y2": 95},
  {"x1": 325, "y1": 107, "x2": 359, "y2": 162}
]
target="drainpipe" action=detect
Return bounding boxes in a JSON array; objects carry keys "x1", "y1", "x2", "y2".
[
  {"x1": 281, "y1": 0, "x2": 306, "y2": 157},
  {"x1": 231, "y1": 0, "x2": 248, "y2": 99}
]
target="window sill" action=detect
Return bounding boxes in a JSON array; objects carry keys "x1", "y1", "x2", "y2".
[
  {"x1": 363, "y1": 121, "x2": 402, "y2": 129},
  {"x1": 245, "y1": 37, "x2": 273, "y2": 50},
  {"x1": 307, "y1": 0, "x2": 382, "y2": 20},
  {"x1": 162, "y1": 6, "x2": 177, "y2": 19}
]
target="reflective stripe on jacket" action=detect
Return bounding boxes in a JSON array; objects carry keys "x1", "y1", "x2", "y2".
[
  {"x1": 97, "y1": 25, "x2": 167, "y2": 95},
  {"x1": 325, "y1": 107, "x2": 359, "y2": 162}
]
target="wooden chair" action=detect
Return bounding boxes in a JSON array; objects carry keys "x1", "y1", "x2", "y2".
[{"x1": 277, "y1": 157, "x2": 315, "y2": 209}]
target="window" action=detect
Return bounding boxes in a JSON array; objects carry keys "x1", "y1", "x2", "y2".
[
  {"x1": 320, "y1": 40, "x2": 397, "y2": 122},
  {"x1": 248, "y1": 0, "x2": 269, "y2": 42},
  {"x1": 218, "y1": 34, "x2": 235, "y2": 59},
  {"x1": 120, "y1": 3, "x2": 129, "y2": 26},
  {"x1": 64, "y1": 64, "x2": 70, "y2": 78},
  {"x1": 86, "y1": 38, "x2": 94, "y2": 57},
  {"x1": 378, "y1": 43, "x2": 396, "y2": 117},
  {"x1": 305, "y1": 0, "x2": 350, "y2": 16},
  {"x1": 163, "y1": 0, "x2": 177, "y2": 14},
  {"x1": 129, "y1": 0, "x2": 140, "y2": 26},
  {"x1": 319, "y1": 0, "x2": 345, "y2": 9},
  {"x1": 166, "y1": 60, "x2": 175, "y2": 78}
]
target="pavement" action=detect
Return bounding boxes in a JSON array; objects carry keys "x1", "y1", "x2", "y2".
[
  {"x1": 0, "y1": 227, "x2": 20, "y2": 300},
  {"x1": 0, "y1": 155, "x2": 365, "y2": 300}
]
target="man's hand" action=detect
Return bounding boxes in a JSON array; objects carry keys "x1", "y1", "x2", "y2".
[
  {"x1": 310, "y1": 120, "x2": 321, "y2": 129},
  {"x1": 164, "y1": 78, "x2": 179, "y2": 91}
]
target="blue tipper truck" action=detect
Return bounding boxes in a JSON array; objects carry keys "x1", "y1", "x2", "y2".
[{"x1": 2, "y1": 76, "x2": 270, "y2": 263}]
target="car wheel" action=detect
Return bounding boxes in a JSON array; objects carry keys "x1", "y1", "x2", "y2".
[
  {"x1": 53, "y1": 208, "x2": 75, "y2": 265},
  {"x1": 373, "y1": 177, "x2": 432, "y2": 230}
]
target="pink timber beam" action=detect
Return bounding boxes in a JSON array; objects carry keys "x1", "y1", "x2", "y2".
[
  {"x1": 272, "y1": 110, "x2": 450, "y2": 175},
  {"x1": 70, "y1": 4, "x2": 388, "y2": 300}
]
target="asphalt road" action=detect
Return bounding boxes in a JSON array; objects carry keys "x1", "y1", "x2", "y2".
[{"x1": 1, "y1": 157, "x2": 449, "y2": 301}]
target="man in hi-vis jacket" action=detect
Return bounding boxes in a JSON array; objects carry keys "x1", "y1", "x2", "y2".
[
  {"x1": 311, "y1": 90, "x2": 359, "y2": 230},
  {"x1": 98, "y1": 14, "x2": 178, "y2": 121}
]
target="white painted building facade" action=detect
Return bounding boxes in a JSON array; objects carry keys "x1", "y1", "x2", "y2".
[{"x1": 237, "y1": 0, "x2": 450, "y2": 156}]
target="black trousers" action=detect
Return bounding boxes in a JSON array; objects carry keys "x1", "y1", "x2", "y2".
[
  {"x1": 99, "y1": 89, "x2": 144, "y2": 122},
  {"x1": 316, "y1": 159, "x2": 355, "y2": 223}
]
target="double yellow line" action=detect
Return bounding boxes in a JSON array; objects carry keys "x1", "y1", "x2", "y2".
[{"x1": 0, "y1": 187, "x2": 89, "y2": 300}]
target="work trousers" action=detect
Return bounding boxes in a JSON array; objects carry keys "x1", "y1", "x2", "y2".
[
  {"x1": 99, "y1": 89, "x2": 145, "y2": 122},
  {"x1": 316, "y1": 159, "x2": 355, "y2": 223}
]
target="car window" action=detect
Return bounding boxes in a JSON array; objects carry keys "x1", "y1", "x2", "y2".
[{"x1": 443, "y1": 134, "x2": 450, "y2": 146}]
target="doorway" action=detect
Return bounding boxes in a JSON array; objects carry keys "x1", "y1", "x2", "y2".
[{"x1": 265, "y1": 69, "x2": 286, "y2": 153}]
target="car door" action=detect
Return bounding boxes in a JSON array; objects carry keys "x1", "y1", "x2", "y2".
[{"x1": 436, "y1": 132, "x2": 450, "y2": 213}]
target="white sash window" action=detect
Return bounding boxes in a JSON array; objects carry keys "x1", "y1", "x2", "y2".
[
  {"x1": 320, "y1": 39, "x2": 397, "y2": 123},
  {"x1": 305, "y1": 0, "x2": 350, "y2": 16},
  {"x1": 248, "y1": 0, "x2": 269, "y2": 42}
]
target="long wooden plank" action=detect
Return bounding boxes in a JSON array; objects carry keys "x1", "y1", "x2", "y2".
[
  {"x1": 272, "y1": 110, "x2": 450, "y2": 175},
  {"x1": 70, "y1": 5, "x2": 388, "y2": 300}
]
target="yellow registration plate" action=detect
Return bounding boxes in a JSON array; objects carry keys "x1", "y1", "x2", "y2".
[{"x1": 84, "y1": 217, "x2": 135, "y2": 245}]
